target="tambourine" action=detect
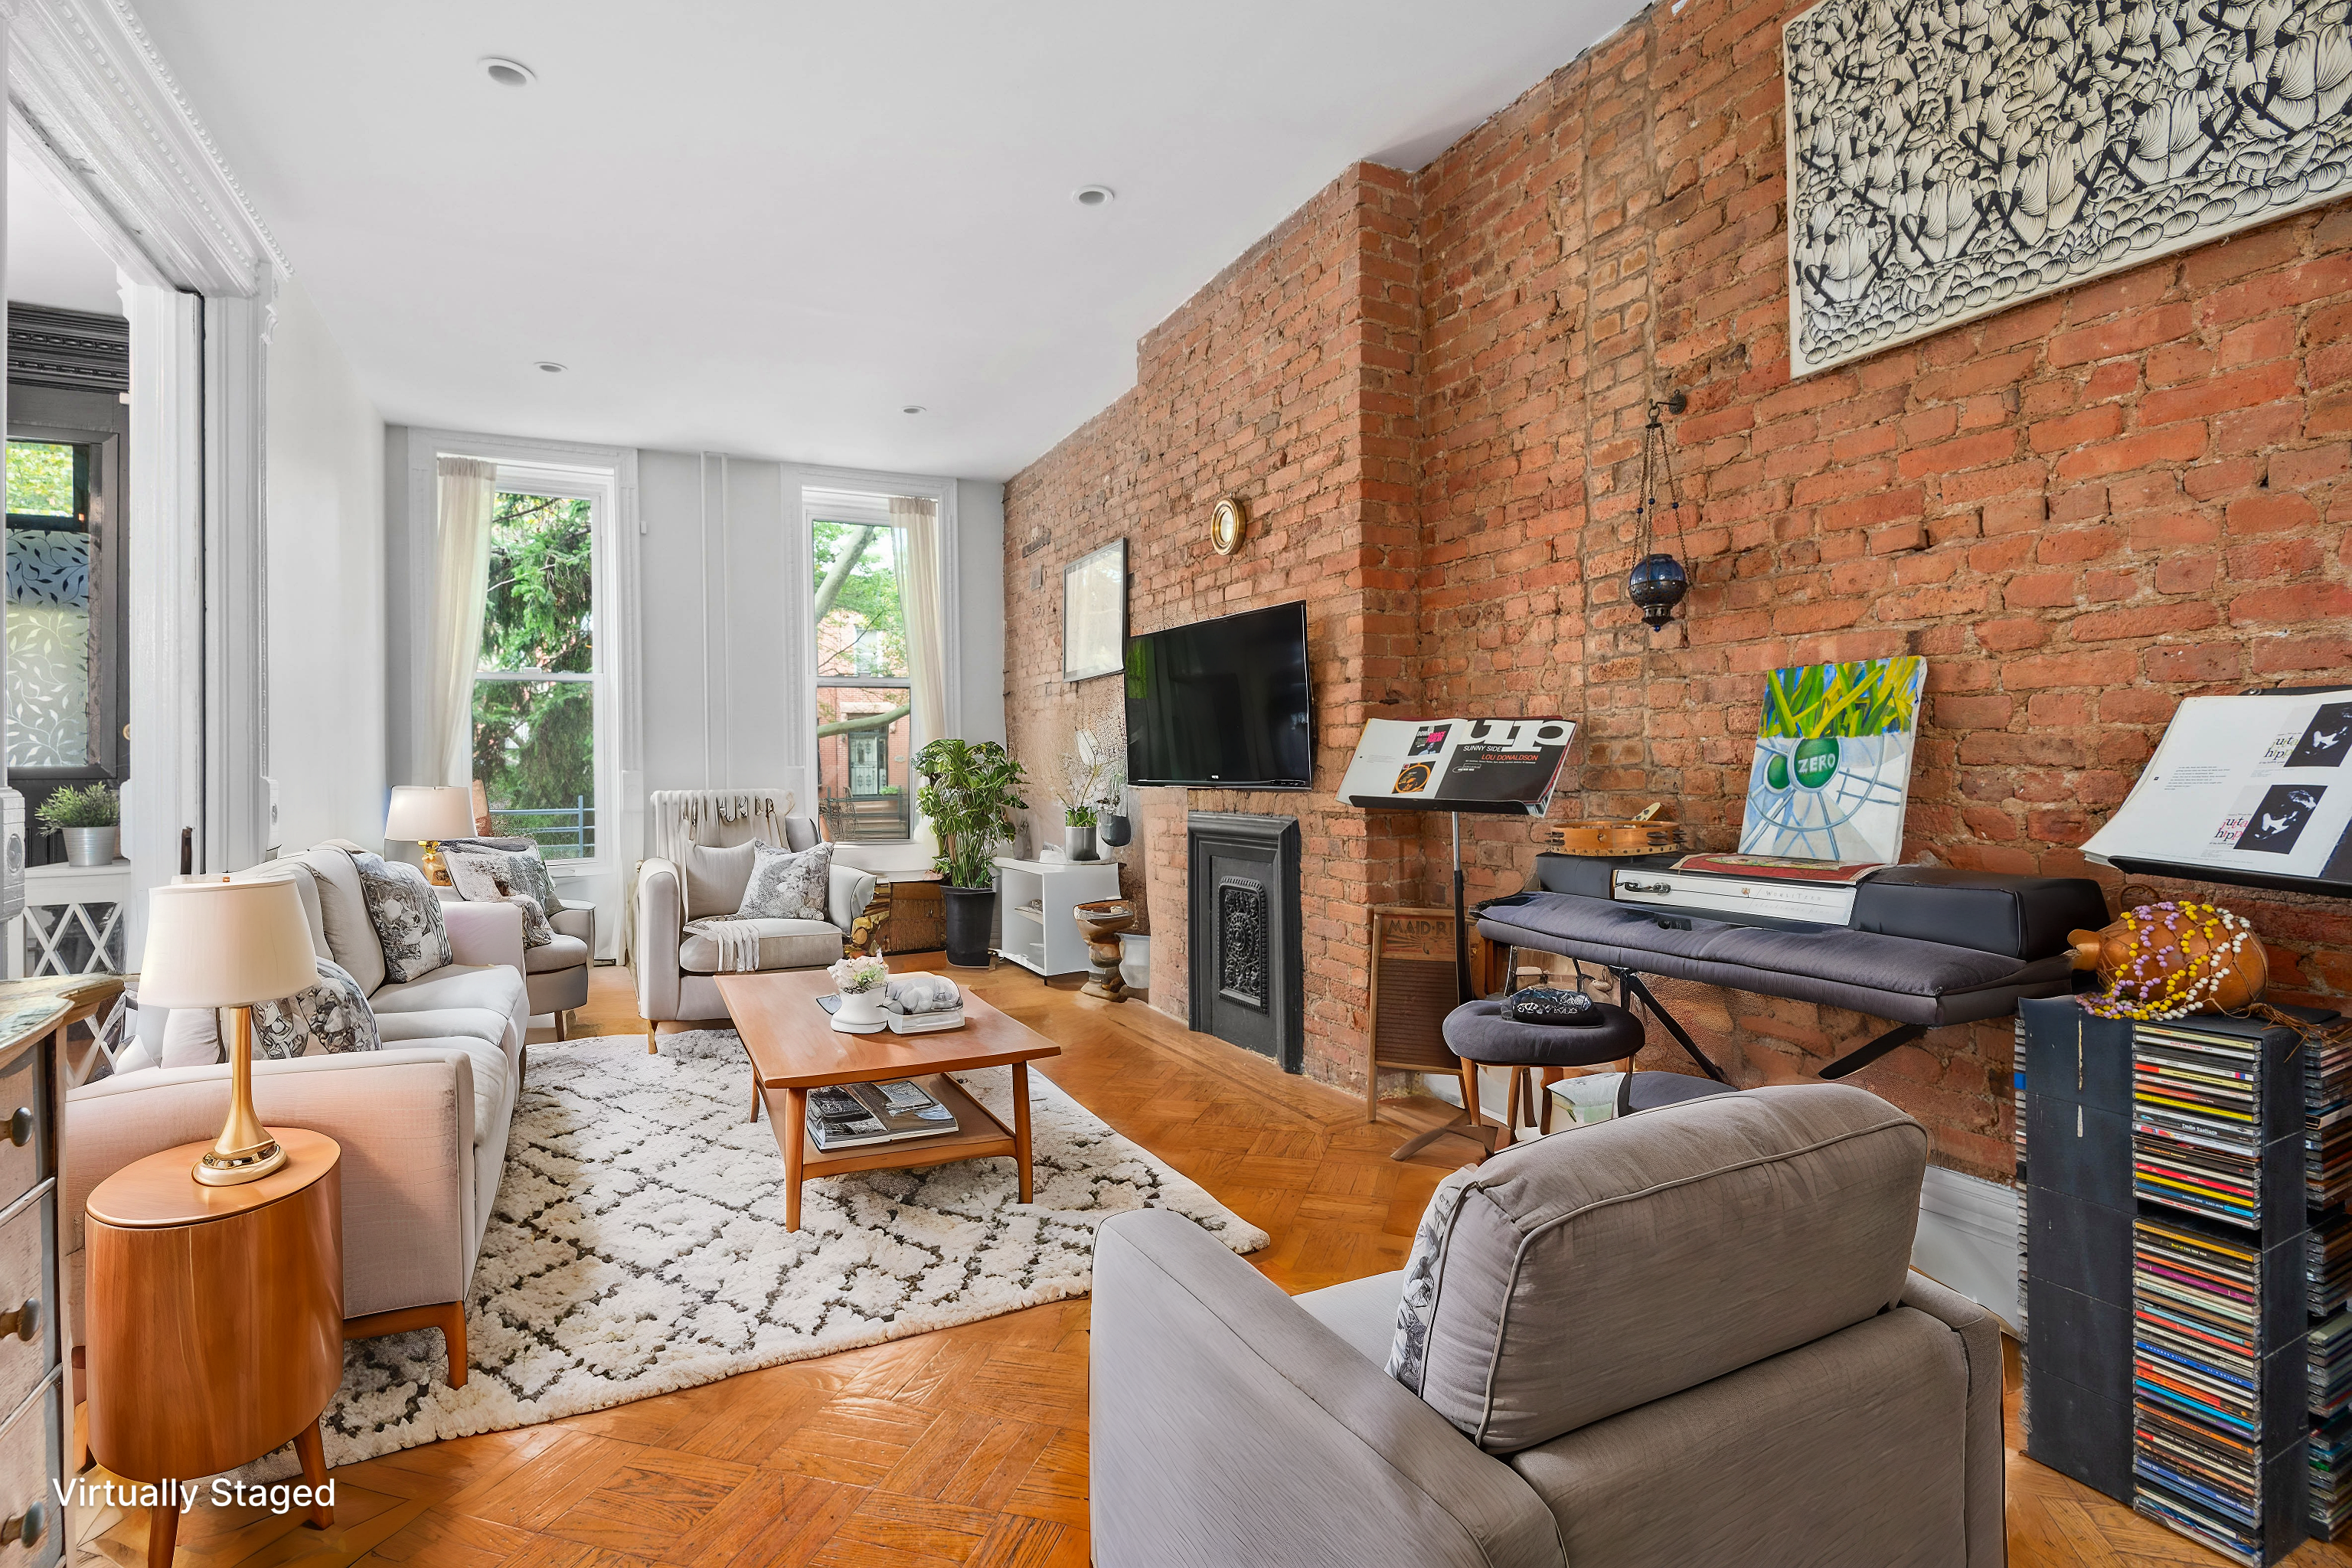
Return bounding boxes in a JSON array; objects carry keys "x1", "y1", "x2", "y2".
[{"x1": 1550, "y1": 802, "x2": 1681, "y2": 858}]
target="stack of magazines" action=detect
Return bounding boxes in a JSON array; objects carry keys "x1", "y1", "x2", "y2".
[{"x1": 804, "y1": 1080, "x2": 960, "y2": 1152}]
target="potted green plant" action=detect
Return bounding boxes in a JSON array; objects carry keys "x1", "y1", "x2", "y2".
[
  {"x1": 38, "y1": 782, "x2": 119, "y2": 866},
  {"x1": 913, "y1": 738, "x2": 1027, "y2": 967}
]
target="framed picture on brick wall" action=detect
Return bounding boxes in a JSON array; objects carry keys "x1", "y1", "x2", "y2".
[
  {"x1": 1063, "y1": 538, "x2": 1126, "y2": 682},
  {"x1": 1783, "y1": 0, "x2": 2352, "y2": 377}
]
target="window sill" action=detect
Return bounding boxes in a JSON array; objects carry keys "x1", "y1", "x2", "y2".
[{"x1": 830, "y1": 841, "x2": 935, "y2": 877}]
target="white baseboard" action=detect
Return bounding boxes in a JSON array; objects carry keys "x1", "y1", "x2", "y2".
[{"x1": 1913, "y1": 1165, "x2": 2021, "y2": 1338}]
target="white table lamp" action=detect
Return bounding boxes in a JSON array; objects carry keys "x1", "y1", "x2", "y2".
[
  {"x1": 139, "y1": 877, "x2": 319, "y2": 1185},
  {"x1": 385, "y1": 785, "x2": 476, "y2": 885}
]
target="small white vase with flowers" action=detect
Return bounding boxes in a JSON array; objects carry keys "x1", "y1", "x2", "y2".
[{"x1": 828, "y1": 953, "x2": 891, "y2": 1034}]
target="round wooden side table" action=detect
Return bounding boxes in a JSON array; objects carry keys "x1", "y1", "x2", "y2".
[{"x1": 85, "y1": 1127, "x2": 344, "y2": 1566}]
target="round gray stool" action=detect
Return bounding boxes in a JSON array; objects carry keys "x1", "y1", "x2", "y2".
[{"x1": 1390, "y1": 997, "x2": 1648, "y2": 1159}]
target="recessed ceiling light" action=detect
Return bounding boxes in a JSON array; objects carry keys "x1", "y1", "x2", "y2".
[
  {"x1": 902, "y1": 405, "x2": 926, "y2": 415},
  {"x1": 1072, "y1": 185, "x2": 1116, "y2": 207},
  {"x1": 482, "y1": 57, "x2": 535, "y2": 88},
  {"x1": 535, "y1": 361, "x2": 566, "y2": 374}
]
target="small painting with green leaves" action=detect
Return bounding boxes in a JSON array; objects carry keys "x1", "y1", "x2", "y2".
[{"x1": 1739, "y1": 656, "x2": 1926, "y2": 864}]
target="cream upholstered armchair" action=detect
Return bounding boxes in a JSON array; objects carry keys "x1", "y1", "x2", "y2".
[{"x1": 633, "y1": 789, "x2": 877, "y2": 1049}]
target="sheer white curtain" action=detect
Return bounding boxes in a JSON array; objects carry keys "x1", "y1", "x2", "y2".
[
  {"x1": 426, "y1": 456, "x2": 498, "y2": 787},
  {"x1": 894, "y1": 496, "x2": 946, "y2": 745}
]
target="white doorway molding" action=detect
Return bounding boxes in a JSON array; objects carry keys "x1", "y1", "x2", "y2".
[{"x1": 3, "y1": 0, "x2": 286, "y2": 950}]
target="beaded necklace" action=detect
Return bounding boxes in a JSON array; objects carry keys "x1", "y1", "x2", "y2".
[{"x1": 2077, "y1": 900, "x2": 2256, "y2": 1023}]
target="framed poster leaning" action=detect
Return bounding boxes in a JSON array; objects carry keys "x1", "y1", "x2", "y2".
[{"x1": 1063, "y1": 539, "x2": 1126, "y2": 681}]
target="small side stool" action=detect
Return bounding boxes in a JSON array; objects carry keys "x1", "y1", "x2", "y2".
[
  {"x1": 1390, "y1": 999, "x2": 1648, "y2": 1161},
  {"x1": 86, "y1": 1128, "x2": 344, "y2": 1566},
  {"x1": 1615, "y1": 1070, "x2": 1741, "y2": 1118}
]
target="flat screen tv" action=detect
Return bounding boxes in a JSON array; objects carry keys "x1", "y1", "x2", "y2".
[{"x1": 1125, "y1": 600, "x2": 1312, "y2": 789}]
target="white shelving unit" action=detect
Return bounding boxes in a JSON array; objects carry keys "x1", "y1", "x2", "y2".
[{"x1": 994, "y1": 857, "x2": 1121, "y2": 978}]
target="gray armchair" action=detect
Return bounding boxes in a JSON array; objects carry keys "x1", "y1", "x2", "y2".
[
  {"x1": 634, "y1": 809, "x2": 877, "y2": 1048},
  {"x1": 1091, "y1": 1083, "x2": 2004, "y2": 1568}
]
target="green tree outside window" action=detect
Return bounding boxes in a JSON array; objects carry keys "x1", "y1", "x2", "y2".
[{"x1": 472, "y1": 492, "x2": 596, "y2": 857}]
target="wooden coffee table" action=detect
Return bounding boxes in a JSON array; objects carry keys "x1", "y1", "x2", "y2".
[{"x1": 717, "y1": 969, "x2": 1063, "y2": 1231}]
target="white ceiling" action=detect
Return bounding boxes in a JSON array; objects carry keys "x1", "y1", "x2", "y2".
[
  {"x1": 132, "y1": 1, "x2": 1637, "y2": 481},
  {"x1": 7, "y1": 158, "x2": 122, "y2": 315}
]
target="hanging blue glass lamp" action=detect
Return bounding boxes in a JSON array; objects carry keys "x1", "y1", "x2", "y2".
[{"x1": 1628, "y1": 390, "x2": 1690, "y2": 632}]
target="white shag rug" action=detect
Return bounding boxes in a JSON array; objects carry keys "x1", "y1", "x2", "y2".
[{"x1": 290, "y1": 1027, "x2": 1266, "y2": 1469}]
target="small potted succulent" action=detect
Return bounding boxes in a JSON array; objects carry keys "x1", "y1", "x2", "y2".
[
  {"x1": 1055, "y1": 728, "x2": 1117, "y2": 861},
  {"x1": 828, "y1": 952, "x2": 890, "y2": 1034},
  {"x1": 39, "y1": 782, "x2": 119, "y2": 866}
]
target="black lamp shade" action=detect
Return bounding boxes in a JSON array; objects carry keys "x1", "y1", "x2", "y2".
[{"x1": 1627, "y1": 553, "x2": 1688, "y2": 630}]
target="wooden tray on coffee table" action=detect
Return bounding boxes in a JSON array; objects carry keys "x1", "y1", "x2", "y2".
[{"x1": 716, "y1": 969, "x2": 1061, "y2": 1231}]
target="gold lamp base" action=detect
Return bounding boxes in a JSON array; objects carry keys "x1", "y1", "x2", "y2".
[
  {"x1": 191, "y1": 1004, "x2": 286, "y2": 1187},
  {"x1": 194, "y1": 1139, "x2": 286, "y2": 1187},
  {"x1": 421, "y1": 839, "x2": 452, "y2": 887}
]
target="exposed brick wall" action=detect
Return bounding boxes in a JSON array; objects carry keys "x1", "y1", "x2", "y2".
[
  {"x1": 1004, "y1": 0, "x2": 2352, "y2": 1177},
  {"x1": 1001, "y1": 166, "x2": 1425, "y2": 1084}
]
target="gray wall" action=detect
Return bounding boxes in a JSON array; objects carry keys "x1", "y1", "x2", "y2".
[
  {"x1": 954, "y1": 479, "x2": 1007, "y2": 746},
  {"x1": 637, "y1": 451, "x2": 808, "y2": 800}
]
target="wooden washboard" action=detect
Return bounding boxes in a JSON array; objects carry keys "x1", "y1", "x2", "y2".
[{"x1": 1365, "y1": 904, "x2": 1465, "y2": 1123}]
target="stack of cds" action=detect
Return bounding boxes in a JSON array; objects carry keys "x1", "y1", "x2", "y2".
[
  {"x1": 2308, "y1": 1027, "x2": 2352, "y2": 1211},
  {"x1": 2133, "y1": 1214, "x2": 2267, "y2": 1563},
  {"x1": 2312, "y1": 1212, "x2": 2352, "y2": 1318},
  {"x1": 2132, "y1": 1024, "x2": 2260, "y2": 1227},
  {"x1": 2311, "y1": 1308, "x2": 2352, "y2": 1423},
  {"x1": 2311, "y1": 1019, "x2": 2352, "y2": 1537},
  {"x1": 2015, "y1": 1022, "x2": 2030, "y2": 1340},
  {"x1": 2314, "y1": 1408, "x2": 2352, "y2": 1540}
]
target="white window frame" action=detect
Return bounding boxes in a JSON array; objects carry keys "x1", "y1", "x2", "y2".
[
  {"x1": 789, "y1": 468, "x2": 959, "y2": 873},
  {"x1": 466, "y1": 458, "x2": 621, "y2": 874}
]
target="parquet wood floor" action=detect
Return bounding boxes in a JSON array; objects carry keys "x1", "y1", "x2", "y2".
[{"x1": 64, "y1": 959, "x2": 2352, "y2": 1566}]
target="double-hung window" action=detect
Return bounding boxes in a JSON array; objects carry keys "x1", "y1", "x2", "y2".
[
  {"x1": 810, "y1": 492, "x2": 916, "y2": 844},
  {"x1": 473, "y1": 483, "x2": 600, "y2": 860}
]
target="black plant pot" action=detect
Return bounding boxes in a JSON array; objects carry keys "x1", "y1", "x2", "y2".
[
  {"x1": 1099, "y1": 813, "x2": 1132, "y2": 848},
  {"x1": 942, "y1": 885, "x2": 998, "y2": 968}
]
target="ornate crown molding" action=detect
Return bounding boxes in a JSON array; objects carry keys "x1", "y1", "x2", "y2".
[{"x1": 2, "y1": 0, "x2": 286, "y2": 295}]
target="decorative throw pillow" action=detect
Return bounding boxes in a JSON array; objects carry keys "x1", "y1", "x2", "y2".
[
  {"x1": 735, "y1": 841, "x2": 833, "y2": 922},
  {"x1": 352, "y1": 852, "x2": 455, "y2": 982},
  {"x1": 507, "y1": 849, "x2": 564, "y2": 915},
  {"x1": 446, "y1": 838, "x2": 566, "y2": 915},
  {"x1": 502, "y1": 892, "x2": 554, "y2": 949},
  {"x1": 252, "y1": 959, "x2": 381, "y2": 1060},
  {"x1": 682, "y1": 841, "x2": 759, "y2": 920},
  {"x1": 1385, "y1": 1165, "x2": 1481, "y2": 1395},
  {"x1": 443, "y1": 849, "x2": 515, "y2": 904},
  {"x1": 159, "y1": 1007, "x2": 224, "y2": 1069}
]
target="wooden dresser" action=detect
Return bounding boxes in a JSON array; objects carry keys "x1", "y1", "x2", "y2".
[{"x1": 0, "y1": 975, "x2": 125, "y2": 1566}]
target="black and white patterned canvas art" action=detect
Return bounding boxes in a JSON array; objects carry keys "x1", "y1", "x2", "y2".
[{"x1": 1783, "y1": 0, "x2": 2352, "y2": 375}]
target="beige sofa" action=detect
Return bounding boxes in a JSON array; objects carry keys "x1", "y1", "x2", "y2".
[
  {"x1": 64, "y1": 844, "x2": 534, "y2": 1391},
  {"x1": 1091, "y1": 1083, "x2": 2004, "y2": 1568},
  {"x1": 634, "y1": 812, "x2": 876, "y2": 1046}
]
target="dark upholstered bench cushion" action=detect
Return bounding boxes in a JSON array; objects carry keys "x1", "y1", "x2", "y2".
[
  {"x1": 1444, "y1": 998, "x2": 1645, "y2": 1067},
  {"x1": 1479, "y1": 893, "x2": 2076, "y2": 1027}
]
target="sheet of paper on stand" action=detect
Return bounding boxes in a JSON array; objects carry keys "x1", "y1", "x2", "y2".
[
  {"x1": 1338, "y1": 717, "x2": 1574, "y2": 815},
  {"x1": 2084, "y1": 691, "x2": 2352, "y2": 895}
]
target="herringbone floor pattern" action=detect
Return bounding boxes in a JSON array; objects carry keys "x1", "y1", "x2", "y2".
[{"x1": 67, "y1": 959, "x2": 2352, "y2": 1566}]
